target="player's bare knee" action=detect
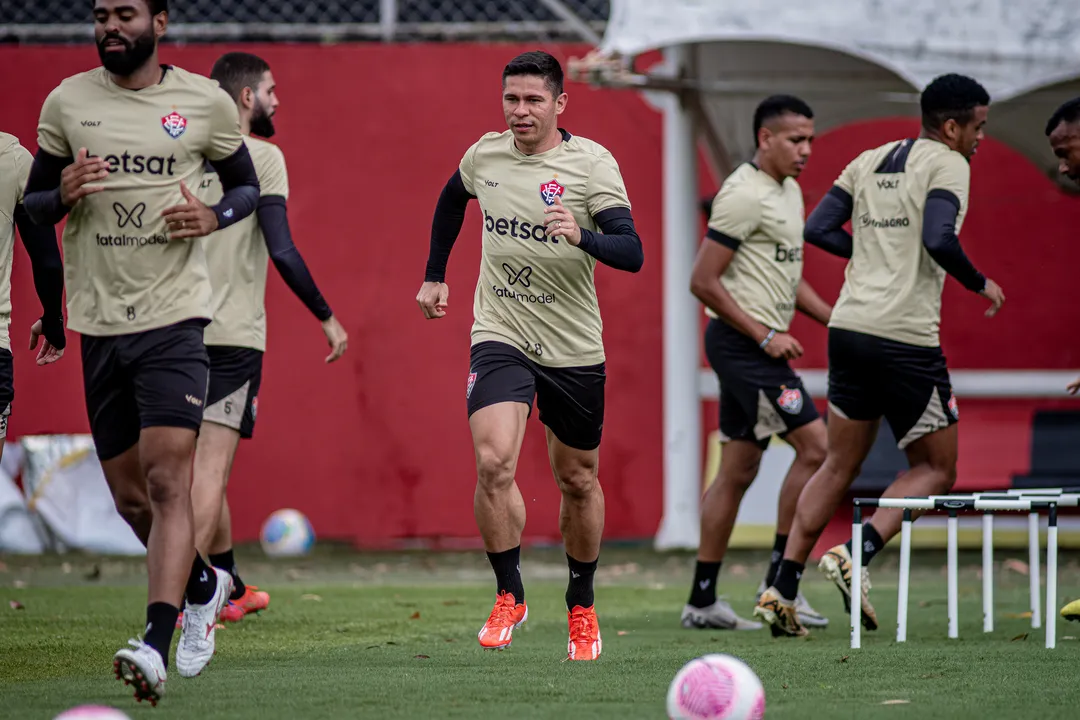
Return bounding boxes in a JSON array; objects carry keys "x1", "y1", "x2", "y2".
[
  {"x1": 795, "y1": 439, "x2": 827, "y2": 470},
  {"x1": 554, "y1": 461, "x2": 598, "y2": 500},
  {"x1": 475, "y1": 445, "x2": 516, "y2": 494},
  {"x1": 115, "y1": 496, "x2": 151, "y2": 530}
]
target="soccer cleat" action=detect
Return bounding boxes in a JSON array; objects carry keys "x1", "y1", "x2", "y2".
[
  {"x1": 477, "y1": 592, "x2": 528, "y2": 650},
  {"x1": 1061, "y1": 599, "x2": 1080, "y2": 622},
  {"x1": 221, "y1": 586, "x2": 271, "y2": 623},
  {"x1": 752, "y1": 586, "x2": 808, "y2": 637},
  {"x1": 818, "y1": 544, "x2": 878, "y2": 631},
  {"x1": 567, "y1": 605, "x2": 601, "y2": 661},
  {"x1": 176, "y1": 568, "x2": 233, "y2": 678},
  {"x1": 681, "y1": 600, "x2": 762, "y2": 631},
  {"x1": 113, "y1": 638, "x2": 166, "y2": 706},
  {"x1": 756, "y1": 582, "x2": 829, "y2": 628}
]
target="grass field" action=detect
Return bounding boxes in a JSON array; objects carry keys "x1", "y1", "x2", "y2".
[{"x1": 2, "y1": 545, "x2": 1079, "y2": 719}]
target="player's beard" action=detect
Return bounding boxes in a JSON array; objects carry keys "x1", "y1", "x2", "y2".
[
  {"x1": 97, "y1": 28, "x2": 157, "y2": 77},
  {"x1": 250, "y1": 99, "x2": 276, "y2": 139}
]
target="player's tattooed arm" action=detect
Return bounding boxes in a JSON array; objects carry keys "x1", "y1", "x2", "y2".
[
  {"x1": 207, "y1": 143, "x2": 260, "y2": 230},
  {"x1": 576, "y1": 207, "x2": 644, "y2": 272},
  {"x1": 12, "y1": 204, "x2": 65, "y2": 350},
  {"x1": 803, "y1": 186, "x2": 854, "y2": 259}
]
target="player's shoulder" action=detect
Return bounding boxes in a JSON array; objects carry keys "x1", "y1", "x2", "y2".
[
  {"x1": 717, "y1": 162, "x2": 764, "y2": 199},
  {"x1": 562, "y1": 131, "x2": 613, "y2": 160},
  {"x1": 166, "y1": 65, "x2": 224, "y2": 92},
  {"x1": 43, "y1": 67, "x2": 109, "y2": 104},
  {"x1": 912, "y1": 138, "x2": 967, "y2": 170},
  {"x1": 246, "y1": 136, "x2": 287, "y2": 171}
]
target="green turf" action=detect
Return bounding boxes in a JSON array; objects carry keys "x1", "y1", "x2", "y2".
[{"x1": 1, "y1": 547, "x2": 1078, "y2": 719}]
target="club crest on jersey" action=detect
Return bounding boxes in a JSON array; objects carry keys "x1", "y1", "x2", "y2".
[
  {"x1": 466, "y1": 372, "x2": 477, "y2": 399},
  {"x1": 251, "y1": 396, "x2": 259, "y2": 419},
  {"x1": 778, "y1": 386, "x2": 803, "y2": 415},
  {"x1": 539, "y1": 179, "x2": 565, "y2": 206},
  {"x1": 161, "y1": 111, "x2": 188, "y2": 139},
  {"x1": 948, "y1": 395, "x2": 959, "y2": 419}
]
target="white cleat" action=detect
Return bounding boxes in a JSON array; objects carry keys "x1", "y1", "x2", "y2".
[
  {"x1": 113, "y1": 638, "x2": 166, "y2": 706},
  {"x1": 681, "y1": 600, "x2": 762, "y2": 630},
  {"x1": 176, "y1": 567, "x2": 233, "y2": 678}
]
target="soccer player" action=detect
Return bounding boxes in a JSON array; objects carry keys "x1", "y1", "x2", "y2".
[
  {"x1": 415, "y1": 50, "x2": 643, "y2": 661},
  {"x1": 754, "y1": 74, "x2": 1006, "y2": 637},
  {"x1": 187, "y1": 51, "x2": 348, "y2": 624},
  {"x1": 1043, "y1": 97, "x2": 1080, "y2": 622},
  {"x1": 682, "y1": 95, "x2": 829, "y2": 632},
  {"x1": 0, "y1": 132, "x2": 67, "y2": 432},
  {"x1": 21, "y1": 0, "x2": 260, "y2": 703}
]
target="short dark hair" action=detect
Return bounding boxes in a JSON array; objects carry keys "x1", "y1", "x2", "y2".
[
  {"x1": 752, "y1": 95, "x2": 814, "y2": 147},
  {"x1": 1045, "y1": 97, "x2": 1080, "y2": 136},
  {"x1": 920, "y1": 74, "x2": 990, "y2": 132},
  {"x1": 502, "y1": 50, "x2": 564, "y2": 98},
  {"x1": 211, "y1": 52, "x2": 271, "y2": 103}
]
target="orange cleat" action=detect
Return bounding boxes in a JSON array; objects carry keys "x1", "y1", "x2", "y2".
[
  {"x1": 567, "y1": 605, "x2": 601, "y2": 661},
  {"x1": 220, "y1": 586, "x2": 270, "y2": 622},
  {"x1": 477, "y1": 592, "x2": 528, "y2": 650}
]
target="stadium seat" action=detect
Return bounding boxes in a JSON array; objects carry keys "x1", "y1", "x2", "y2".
[{"x1": 1010, "y1": 410, "x2": 1080, "y2": 489}]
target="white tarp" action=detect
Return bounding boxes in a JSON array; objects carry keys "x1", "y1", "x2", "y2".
[{"x1": 599, "y1": 0, "x2": 1080, "y2": 175}]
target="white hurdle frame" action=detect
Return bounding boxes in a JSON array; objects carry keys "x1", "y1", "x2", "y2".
[{"x1": 850, "y1": 495, "x2": 1062, "y2": 651}]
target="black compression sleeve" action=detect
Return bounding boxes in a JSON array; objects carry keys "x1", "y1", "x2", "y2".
[
  {"x1": 22, "y1": 149, "x2": 72, "y2": 226},
  {"x1": 804, "y1": 186, "x2": 854, "y2": 259},
  {"x1": 208, "y1": 144, "x2": 260, "y2": 230},
  {"x1": 257, "y1": 196, "x2": 332, "y2": 321},
  {"x1": 923, "y1": 192, "x2": 986, "y2": 293},
  {"x1": 13, "y1": 204, "x2": 66, "y2": 349},
  {"x1": 424, "y1": 170, "x2": 474, "y2": 283},
  {"x1": 577, "y1": 206, "x2": 644, "y2": 272}
]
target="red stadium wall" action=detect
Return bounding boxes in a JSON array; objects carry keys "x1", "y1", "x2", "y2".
[{"x1": 1, "y1": 43, "x2": 1078, "y2": 548}]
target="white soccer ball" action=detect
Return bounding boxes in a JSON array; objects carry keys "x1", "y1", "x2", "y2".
[
  {"x1": 260, "y1": 508, "x2": 315, "y2": 557},
  {"x1": 54, "y1": 707, "x2": 132, "y2": 720},
  {"x1": 666, "y1": 654, "x2": 765, "y2": 720}
]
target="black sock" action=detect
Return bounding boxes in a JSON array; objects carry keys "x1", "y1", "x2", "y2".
[
  {"x1": 773, "y1": 560, "x2": 804, "y2": 601},
  {"x1": 144, "y1": 602, "x2": 179, "y2": 669},
  {"x1": 764, "y1": 534, "x2": 788, "y2": 588},
  {"x1": 209, "y1": 549, "x2": 246, "y2": 600},
  {"x1": 486, "y1": 546, "x2": 525, "y2": 603},
  {"x1": 845, "y1": 523, "x2": 886, "y2": 566},
  {"x1": 688, "y1": 560, "x2": 721, "y2": 608},
  {"x1": 565, "y1": 554, "x2": 598, "y2": 610},
  {"x1": 185, "y1": 553, "x2": 218, "y2": 606}
]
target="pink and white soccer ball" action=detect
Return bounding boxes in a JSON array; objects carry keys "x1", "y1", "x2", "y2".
[
  {"x1": 54, "y1": 707, "x2": 132, "y2": 720},
  {"x1": 667, "y1": 654, "x2": 765, "y2": 720}
]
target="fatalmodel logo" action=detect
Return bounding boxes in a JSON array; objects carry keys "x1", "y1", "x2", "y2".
[
  {"x1": 113, "y1": 202, "x2": 146, "y2": 229},
  {"x1": 96, "y1": 233, "x2": 169, "y2": 247},
  {"x1": 493, "y1": 263, "x2": 554, "y2": 304}
]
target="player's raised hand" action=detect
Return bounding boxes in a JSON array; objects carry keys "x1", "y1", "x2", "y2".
[
  {"x1": 979, "y1": 278, "x2": 1005, "y2": 317},
  {"x1": 764, "y1": 332, "x2": 803, "y2": 360},
  {"x1": 416, "y1": 281, "x2": 449, "y2": 319},
  {"x1": 162, "y1": 181, "x2": 219, "y2": 239},
  {"x1": 543, "y1": 196, "x2": 581, "y2": 245},
  {"x1": 60, "y1": 147, "x2": 110, "y2": 207},
  {"x1": 1067, "y1": 377, "x2": 1080, "y2": 395},
  {"x1": 28, "y1": 320, "x2": 64, "y2": 366},
  {"x1": 321, "y1": 315, "x2": 348, "y2": 363}
]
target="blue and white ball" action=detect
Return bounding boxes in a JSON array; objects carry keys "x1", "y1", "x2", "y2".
[{"x1": 260, "y1": 508, "x2": 315, "y2": 557}]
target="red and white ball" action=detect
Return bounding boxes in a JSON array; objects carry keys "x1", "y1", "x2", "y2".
[{"x1": 667, "y1": 654, "x2": 765, "y2": 720}]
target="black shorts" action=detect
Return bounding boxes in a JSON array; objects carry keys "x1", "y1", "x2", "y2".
[
  {"x1": 705, "y1": 319, "x2": 819, "y2": 450},
  {"x1": 0, "y1": 348, "x2": 14, "y2": 439},
  {"x1": 828, "y1": 327, "x2": 958, "y2": 449},
  {"x1": 466, "y1": 340, "x2": 605, "y2": 451},
  {"x1": 81, "y1": 319, "x2": 210, "y2": 461},
  {"x1": 203, "y1": 346, "x2": 263, "y2": 439}
]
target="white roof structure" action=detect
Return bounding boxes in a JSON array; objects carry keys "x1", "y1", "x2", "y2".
[{"x1": 586, "y1": 0, "x2": 1080, "y2": 179}]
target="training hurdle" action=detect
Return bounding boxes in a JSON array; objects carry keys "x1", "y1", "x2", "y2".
[{"x1": 849, "y1": 494, "x2": 1064, "y2": 650}]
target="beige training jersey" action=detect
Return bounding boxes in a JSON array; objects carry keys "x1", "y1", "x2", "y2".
[
  {"x1": 36, "y1": 65, "x2": 244, "y2": 336},
  {"x1": 460, "y1": 130, "x2": 631, "y2": 368},
  {"x1": 200, "y1": 136, "x2": 288, "y2": 351},
  {"x1": 0, "y1": 132, "x2": 33, "y2": 351},
  {"x1": 829, "y1": 138, "x2": 971, "y2": 348},
  {"x1": 705, "y1": 162, "x2": 805, "y2": 333}
]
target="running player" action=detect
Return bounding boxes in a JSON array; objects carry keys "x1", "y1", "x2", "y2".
[
  {"x1": 682, "y1": 95, "x2": 829, "y2": 632},
  {"x1": 415, "y1": 50, "x2": 643, "y2": 661},
  {"x1": 754, "y1": 73, "x2": 1006, "y2": 637},
  {"x1": 1043, "y1": 96, "x2": 1080, "y2": 622},
  {"x1": 22, "y1": 0, "x2": 260, "y2": 702},
  {"x1": 0, "y1": 132, "x2": 67, "y2": 436},
  {"x1": 188, "y1": 51, "x2": 348, "y2": 624}
]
